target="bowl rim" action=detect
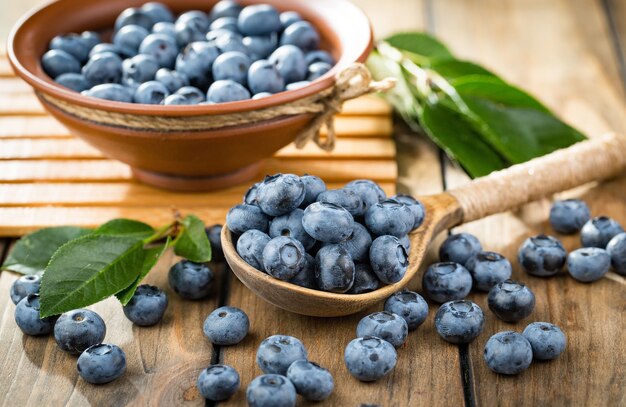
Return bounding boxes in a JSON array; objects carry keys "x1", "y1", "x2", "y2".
[{"x1": 7, "y1": 0, "x2": 374, "y2": 117}]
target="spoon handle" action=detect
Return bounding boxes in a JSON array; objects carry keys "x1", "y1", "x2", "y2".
[{"x1": 449, "y1": 133, "x2": 626, "y2": 224}]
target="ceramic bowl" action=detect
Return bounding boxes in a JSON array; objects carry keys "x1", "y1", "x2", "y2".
[{"x1": 8, "y1": 0, "x2": 373, "y2": 191}]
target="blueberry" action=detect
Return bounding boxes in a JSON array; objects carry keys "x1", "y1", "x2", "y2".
[
  {"x1": 244, "y1": 181, "x2": 262, "y2": 205},
  {"x1": 244, "y1": 34, "x2": 279, "y2": 60},
  {"x1": 347, "y1": 264, "x2": 380, "y2": 294},
  {"x1": 203, "y1": 306, "x2": 249, "y2": 345},
  {"x1": 55, "y1": 73, "x2": 90, "y2": 92},
  {"x1": 14, "y1": 294, "x2": 55, "y2": 336},
  {"x1": 344, "y1": 336, "x2": 397, "y2": 382},
  {"x1": 288, "y1": 253, "x2": 317, "y2": 289},
  {"x1": 287, "y1": 360, "x2": 334, "y2": 401},
  {"x1": 549, "y1": 199, "x2": 590, "y2": 234},
  {"x1": 152, "y1": 21, "x2": 176, "y2": 38},
  {"x1": 317, "y1": 188, "x2": 365, "y2": 218},
  {"x1": 238, "y1": 4, "x2": 281, "y2": 36},
  {"x1": 566, "y1": 247, "x2": 611, "y2": 282},
  {"x1": 81, "y1": 31, "x2": 102, "y2": 51},
  {"x1": 356, "y1": 311, "x2": 408, "y2": 348},
  {"x1": 123, "y1": 284, "x2": 168, "y2": 326},
  {"x1": 175, "y1": 42, "x2": 220, "y2": 90},
  {"x1": 302, "y1": 202, "x2": 354, "y2": 243},
  {"x1": 82, "y1": 52, "x2": 123, "y2": 85},
  {"x1": 141, "y1": 2, "x2": 174, "y2": 24},
  {"x1": 174, "y1": 11, "x2": 211, "y2": 47},
  {"x1": 434, "y1": 300, "x2": 484, "y2": 344},
  {"x1": 114, "y1": 7, "x2": 154, "y2": 32},
  {"x1": 211, "y1": 1, "x2": 243, "y2": 20},
  {"x1": 256, "y1": 334, "x2": 308, "y2": 375},
  {"x1": 49, "y1": 33, "x2": 91, "y2": 63},
  {"x1": 344, "y1": 179, "x2": 386, "y2": 212},
  {"x1": 163, "y1": 94, "x2": 192, "y2": 105},
  {"x1": 369, "y1": 235, "x2": 408, "y2": 284},
  {"x1": 522, "y1": 322, "x2": 567, "y2": 360},
  {"x1": 248, "y1": 59, "x2": 285, "y2": 94},
  {"x1": 299, "y1": 174, "x2": 326, "y2": 207},
  {"x1": 211, "y1": 16, "x2": 239, "y2": 32},
  {"x1": 399, "y1": 234, "x2": 411, "y2": 252},
  {"x1": 206, "y1": 224, "x2": 224, "y2": 261},
  {"x1": 41, "y1": 49, "x2": 81, "y2": 78},
  {"x1": 384, "y1": 290, "x2": 429, "y2": 330},
  {"x1": 269, "y1": 45, "x2": 307, "y2": 84},
  {"x1": 122, "y1": 54, "x2": 159, "y2": 86},
  {"x1": 518, "y1": 234, "x2": 567, "y2": 277},
  {"x1": 207, "y1": 80, "x2": 251, "y2": 103},
  {"x1": 247, "y1": 374, "x2": 296, "y2": 407},
  {"x1": 10, "y1": 275, "x2": 41, "y2": 305},
  {"x1": 307, "y1": 61, "x2": 332, "y2": 81},
  {"x1": 168, "y1": 260, "x2": 213, "y2": 300},
  {"x1": 212, "y1": 31, "x2": 248, "y2": 54},
  {"x1": 488, "y1": 279, "x2": 535, "y2": 322},
  {"x1": 439, "y1": 232, "x2": 482, "y2": 265},
  {"x1": 269, "y1": 209, "x2": 315, "y2": 250},
  {"x1": 285, "y1": 80, "x2": 310, "y2": 91},
  {"x1": 280, "y1": 21, "x2": 320, "y2": 52},
  {"x1": 607, "y1": 233, "x2": 626, "y2": 275},
  {"x1": 331, "y1": 222, "x2": 372, "y2": 263},
  {"x1": 83, "y1": 84, "x2": 133, "y2": 103},
  {"x1": 89, "y1": 43, "x2": 123, "y2": 58},
  {"x1": 227, "y1": 204, "x2": 269, "y2": 234},
  {"x1": 197, "y1": 364, "x2": 240, "y2": 401},
  {"x1": 365, "y1": 199, "x2": 414, "y2": 237},
  {"x1": 280, "y1": 11, "x2": 302, "y2": 30},
  {"x1": 155, "y1": 68, "x2": 189, "y2": 93},
  {"x1": 237, "y1": 229, "x2": 271, "y2": 270},
  {"x1": 113, "y1": 25, "x2": 150, "y2": 57},
  {"x1": 139, "y1": 34, "x2": 178, "y2": 68},
  {"x1": 305, "y1": 50, "x2": 335, "y2": 66},
  {"x1": 392, "y1": 194, "x2": 426, "y2": 230},
  {"x1": 257, "y1": 174, "x2": 306, "y2": 217},
  {"x1": 77, "y1": 343, "x2": 126, "y2": 384},
  {"x1": 422, "y1": 262, "x2": 472, "y2": 303},
  {"x1": 134, "y1": 80, "x2": 169, "y2": 104},
  {"x1": 581, "y1": 216, "x2": 624, "y2": 248},
  {"x1": 212, "y1": 51, "x2": 251, "y2": 85},
  {"x1": 465, "y1": 251, "x2": 512, "y2": 292},
  {"x1": 483, "y1": 331, "x2": 533, "y2": 375},
  {"x1": 175, "y1": 85, "x2": 206, "y2": 104},
  {"x1": 315, "y1": 244, "x2": 355, "y2": 292},
  {"x1": 54, "y1": 309, "x2": 106, "y2": 354},
  {"x1": 263, "y1": 236, "x2": 306, "y2": 280}
]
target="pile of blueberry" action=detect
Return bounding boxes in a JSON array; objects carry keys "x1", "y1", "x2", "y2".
[
  {"x1": 227, "y1": 174, "x2": 425, "y2": 293},
  {"x1": 41, "y1": 1, "x2": 335, "y2": 105}
]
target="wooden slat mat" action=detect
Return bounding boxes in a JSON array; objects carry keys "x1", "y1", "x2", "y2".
[{"x1": 0, "y1": 53, "x2": 396, "y2": 236}]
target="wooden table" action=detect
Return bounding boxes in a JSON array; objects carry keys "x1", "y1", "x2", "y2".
[{"x1": 1, "y1": 1, "x2": 626, "y2": 406}]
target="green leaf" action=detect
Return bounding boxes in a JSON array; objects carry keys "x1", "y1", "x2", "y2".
[
  {"x1": 93, "y1": 218, "x2": 155, "y2": 239},
  {"x1": 115, "y1": 238, "x2": 169, "y2": 305},
  {"x1": 386, "y1": 32, "x2": 453, "y2": 60},
  {"x1": 419, "y1": 102, "x2": 508, "y2": 177},
  {"x1": 174, "y1": 215, "x2": 211, "y2": 263},
  {"x1": 428, "y1": 59, "x2": 502, "y2": 81},
  {"x1": 39, "y1": 235, "x2": 145, "y2": 317},
  {"x1": 1, "y1": 227, "x2": 91, "y2": 275}
]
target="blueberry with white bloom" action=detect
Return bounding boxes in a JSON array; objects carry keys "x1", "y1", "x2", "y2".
[
  {"x1": 392, "y1": 194, "x2": 426, "y2": 230},
  {"x1": 175, "y1": 85, "x2": 205, "y2": 104},
  {"x1": 168, "y1": 260, "x2": 213, "y2": 300},
  {"x1": 152, "y1": 22, "x2": 176, "y2": 38},
  {"x1": 607, "y1": 233, "x2": 626, "y2": 275},
  {"x1": 422, "y1": 262, "x2": 472, "y2": 303},
  {"x1": 139, "y1": 33, "x2": 178, "y2": 68},
  {"x1": 244, "y1": 181, "x2": 262, "y2": 206},
  {"x1": 299, "y1": 174, "x2": 326, "y2": 207},
  {"x1": 334, "y1": 222, "x2": 372, "y2": 263},
  {"x1": 269, "y1": 45, "x2": 307, "y2": 84},
  {"x1": 55, "y1": 73, "x2": 90, "y2": 92},
  {"x1": 288, "y1": 253, "x2": 317, "y2": 289},
  {"x1": 269, "y1": 209, "x2": 315, "y2": 250},
  {"x1": 83, "y1": 84, "x2": 133, "y2": 103},
  {"x1": 54, "y1": 309, "x2": 106, "y2": 354},
  {"x1": 439, "y1": 232, "x2": 482, "y2": 265},
  {"x1": 344, "y1": 336, "x2": 397, "y2": 382},
  {"x1": 256, "y1": 334, "x2": 308, "y2": 375},
  {"x1": 518, "y1": 234, "x2": 567, "y2": 277},
  {"x1": 287, "y1": 360, "x2": 334, "y2": 401},
  {"x1": 280, "y1": 21, "x2": 320, "y2": 52},
  {"x1": 483, "y1": 331, "x2": 533, "y2": 375},
  {"x1": 89, "y1": 43, "x2": 123, "y2": 58},
  {"x1": 399, "y1": 234, "x2": 411, "y2": 252},
  {"x1": 213, "y1": 31, "x2": 248, "y2": 54},
  {"x1": 175, "y1": 41, "x2": 220, "y2": 90},
  {"x1": 77, "y1": 344, "x2": 126, "y2": 384},
  {"x1": 522, "y1": 322, "x2": 567, "y2": 360},
  {"x1": 10, "y1": 275, "x2": 41, "y2": 305},
  {"x1": 141, "y1": 2, "x2": 174, "y2": 24},
  {"x1": 197, "y1": 364, "x2": 240, "y2": 401},
  {"x1": 356, "y1": 311, "x2": 408, "y2": 348},
  {"x1": 237, "y1": 229, "x2": 271, "y2": 270},
  {"x1": 247, "y1": 374, "x2": 296, "y2": 407},
  {"x1": 465, "y1": 251, "x2": 512, "y2": 292},
  {"x1": 247, "y1": 59, "x2": 285, "y2": 95},
  {"x1": 315, "y1": 244, "x2": 355, "y2": 292},
  {"x1": 82, "y1": 52, "x2": 123, "y2": 85},
  {"x1": 207, "y1": 80, "x2": 251, "y2": 103},
  {"x1": 344, "y1": 179, "x2": 386, "y2": 212},
  {"x1": 369, "y1": 235, "x2": 408, "y2": 284},
  {"x1": 302, "y1": 202, "x2": 354, "y2": 243},
  {"x1": 488, "y1": 279, "x2": 535, "y2": 322},
  {"x1": 226, "y1": 204, "x2": 269, "y2": 234},
  {"x1": 384, "y1": 290, "x2": 429, "y2": 330},
  {"x1": 80, "y1": 31, "x2": 102, "y2": 52},
  {"x1": 211, "y1": 0, "x2": 243, "y2": 20},
  {"x1": 257, "y1": 174, "x2": 306, "y2": 217},
  {"x1": 210, "y1": 16, "x2": 239, "y2": 32},
  {"x1": 317, "y1": 188, "x2": 366, "y2": 218},
  {"x1": 237, "y1": 4, "x2": 281, "y2": 36},
  {"x1": 203, "y1": 306, "x2": 249, "y2": 345},
  {"x1": 49, "y1": 33, "x2": 91, "y2": 63},
  {"x1": 365, "y1": 199, "x2": 414, "y2": 237},
  {"x1": 134, "y1": 81, "x2": 169, "y2": 104},
  {"x1": 174, "y1": 11, "x2": 210, "y2": 47},
  {"x1": 113, "y1": 25, "x2": 150, "y2": 57},
  {"x1": 163, "y1": 93, "x2": 190, "y2": 105},
  {"x1": 347, "y1": 264, "x2": 380, "y2": 294},
  {"x1": 244, "y1": 34, "x2": 279, "y2": 60},
  {"x1": 434, "y1": 300, "x2": 484, "y2": 344},
  {"x1": 123, "y1": 284, "x2": 168, "y2": 326},
  {"x1": 14, "y1": 294, "x2": 55, "y2": 336},
  {"x1": 263, "y1": 236, "x2": 306, "y2": 280},
  {"x1": 581, "y1": 216, "x2": 625, "y2": 248},
  {"x1": 114, "y1": 7, "x2": 154, "y2": 32},
  {"x1": 567, "y1": 247, "x2": 611, "y2": 282},
  {"x1": 155, "y1": 68, "x2": 189, "y2": 93},
  {"x1": 549, "y1": 199, "x2": 591, "y2": 234},
  {"x1": 122, "y1": 54, "x2": 159, "y2": 86},
  {"x1": 42, "y1": 49, "x2": 81, "y2": 78}
]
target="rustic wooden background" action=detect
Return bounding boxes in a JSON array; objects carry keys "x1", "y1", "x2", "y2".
[{"x1": 1, "y1": 0, "x2": 626, "y2": 406}]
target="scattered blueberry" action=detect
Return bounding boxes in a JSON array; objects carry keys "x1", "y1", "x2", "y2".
[
  {"x1": 567, "y1": 247, "x2": 611, "y2": 282},
  {"x1": 207, "y1": 79, "x2": 251, "y2": 103},
  {"x1": 269, "y1": 45, "x2": 307, "y2": 84},
  {"x1": 77, "y1": 343, "x2": 126, "y2": 384},
  {"x1": 14, "y1": 294, "x2": 55, "y2": 336},
  {"x1": 54, "y1": 309, "x2": 106, "y2": 355},
  {"x1": 269, "y1": 209, "x2": 315, "y2": 250},
  {"x1": 518, "y1": 234, "x2": 567, "y2": 277},
  {"x1": 226, "y1": 204, "x2": 269, "y2": 234},
  {"x1": 299, "y1": 174, "x2": 326, "y2": 207},
  {"x1": 607, "y1": 233, "x2": 626, "y2": 275},
  {"x1": 488, "y1": 279, "x2": 535, "y2": 322},
  {"x1": 206, "y1": 224, "x2": 224, "y2": 260},
  {"x1": 344, "y1": 336, "x2": 397, "y2": 382},
  {"x1": 256, "y1": 334, "x2": 308, "y2": 375},
  {"x1": 287, "y1": 360, "x2": 334, "y2": 401},
  {"x1": 465, "y1": 251, "x2": 512, "y2": 292},
  {"x1": 549, "y1": 199, "x2": 591, "y2": 234},
  {"x1": 347, "y1": 264, "x2": 380, "y2": 294},
  {"x1": 302, "y1": 202, "x2": 354, "y2": 243},
  {"x1": 257, "y1": 174, "x2": 306, "y2": 217},
  {"x1": 315, "y1": 244, "x2": 355, "y2": 292},
  {"x1": 263, "y1": 236, "x2": 306, "y2": 280},
  {"x1": 203, "y1": 306, "x2": 249, "y2": 345},
  {"x1": 237, "y1": 229, "x2": 271, "y2": 270},
  {"x1": 369, "y1": 235, "x2": 408, "y2": 284},
  {"x1": 197, "y1": 364, "x2": 240, "y2": 401},
  {"x1": 439, "y1": 233, "x2": 482, "y2": 265},
  {"x1": 123, "y1": 284, "x2": 168, "y2": 326},
  {"x1": 10, "y1": 275, "x2": 41, "y2": 305},
  {"x1": 42, "y1": 49, "x2": 81, "y2": 78},
  {"x1": 422, "y1": 262, "x2": 472, "y2": 303},
  {"x1": 317, "y1": 188, "x2": 366, "y2": 218},
  {"x1": 483, "y1": 331, "x2": 533, "y2": 375},
  {"x1": 581, "y1": 216, "x2": 624, "y2": 248},
  {"x1": 344, "y1": 179, "x2": 386, "y2": 212},
  {"x1": 434, "y1": 300, "x2": 484, "y2": 344},
  {"x1": 356, "y1": 311, "x2": 408, "y2": 348},
  {"x1": 522, "y1": 322, "x2": 567, "y2": 360},
  {"x1": 168, "y1": 260, "x2": 213, "y2": 300},
  {"x1": 247, "y1": 374, "x2": 297, "y2": 407},
  {"x1": 384, "y1": 290, "x2": 429, "y2": 330}
]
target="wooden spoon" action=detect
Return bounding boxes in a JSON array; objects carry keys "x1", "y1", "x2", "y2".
[{"x1": 222, "y1": 133, "x2": 626, "y2": 317}]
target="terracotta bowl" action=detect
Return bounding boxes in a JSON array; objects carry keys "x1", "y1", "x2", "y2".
[{"x1": 8, "y1": 0, "x2": 373, "y2": 191}]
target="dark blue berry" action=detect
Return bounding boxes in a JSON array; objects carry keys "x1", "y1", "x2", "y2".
[
  {"x1": 134, "y1": 80, "x2": 170, "y2": 104},
  {"x1": 369, "y1": 235, "x2": 408, "y2": 284},
  {"x1": 269, "y1": 209, "x2": 315, "y2": 250},
  {"x1": 263, "y1": 236, "x2": 306, "y2": 280},
  {"x1": 317, "y1": 188, "x2": 365, "y2": 218},
  {"x1": 123, "y1": 284, "x2": 168, "y2": 326},
  {"x1": 392, "y1": 194, "x2": 426, "y2": 230},
  {"x1": 227, "y1": 204, "x2": 269, "y2": 234},
  {"x1": 384, "y1": 290, "x2": 429, "y2": 330},
  {"x1": 113, "y1": 25, "x2": 150, "y2": 57},
  {"x1": 344, "y1": 179, "x2": 386, "y2": 212},
  {"x1": 483, "y1": 331, "x2": 532, "y2": 375},
  {"x1": 434, "y1": 300, "x2": 484, "y2": 344},
  {"x1": 55, "y1": 73, "x2": 90, "y2": 92},
  {"x1": 347, "y1": 264, "x2": 380, "y2": 294},
  {"x1": 522, "y1": 322, "x2": 566, "y2": 360},
  {"x1": 256, "y1": 334, "x2": 307, "y2": 375},
  {"x1": 207, "y1": 80, "x2": 251, "y2": 103},
  {"x1": 42, "y1": 49, "x2": 81, "y2": 78},
  {"x1": 567, "y1": 247, "x2": 611, "y2": 282},
  {"x1": 344, "y1": 336, "x2": 397, "y2": 382},
  {"x1": 288, "y1": 253, "x2": 317, "y2": 289},
  {"x1": 299, "y1": 174, "x2": 326, "y2": 207},
  {"x1": 487, "y1": 280, "x2": 535, "y2": 322},
  {"x1": 315, "y1": 244, "x2": 355, "y2": 292},
  {"x1": 54, "y1": 309, "x2": 106, "y2": 354},
  {"x1": 168, "y1": 260, "x2": 213, "y2": 300},
  {"x1": 365, "y1": 199, "x2": 414, "y2": 237},
  {"x1": 550, "y1": 199, "x2": 590, "y2": 234},
  {"x1": 237, "y1": 229, "x2": 271, "y2": 270},
  {"x1": 237, "y1": 4, "x2": 281, "y2": 36},
  {"x1": 581, "y1": 216, "x2": 624, "y2": 248},
  {"x1": 356, "y1": 311, "x2": 408, "y2": 348},
  {"x1": 518, "y1": 234, "x2": 567, "y2": 277},
  {"x1": 302, "y1": 202, "x2": 354, "y2": 243},
  {"x1": 10, "y1": 275, "x2": 41, "y2": 305},
  {"x1": 14, "y1": 294, "x2": 55, "y2": 336},
  {"x1": 607, "y1": 233, "x2": 626, "y2": 275},
  {"x1": 439, "y1": 232, "x2": 482, "y2": 265},
  {"x1": 269, "y1": 45, "x2": 307, "y2": 84},
  {"x1": 280, "y1": 21, "x2": 320, "y2": 52},
  {"x1": 203, "y1": 306, "x2": 249, "y2": 345},
  {"x1": 197, "y1": 364, "x2": 240, "y2": 401},
  {"x1": 465, "y1": 251, "x2": 512, "y2": 292},
  {"x1": 287, "y1": 360, "x2": 334, "y2": 401},
  {"x1": 83, "y1": 84, "x2": 133, "y2": 102},
  {"x1": 257, "y1": 174, "x2": 306, "y2": 217},
  {"x1": 248, "y1": 59, "x2": 285, "y2": 94},
  {"x1": 139, "y1": 33, "x2": 178, "y2": 68},
  {"x1": 423, "y1": 262, "x2": 472, "y2": 303},
  {"x1": 82, "y1": 52, "x2": 123, "y2": 85},
  {"x1": 77, "y1": 343, "x2": 126, "y2": 384},
  {"x1": 247, "y1": 374, "x2": 297, "y2": 407}
]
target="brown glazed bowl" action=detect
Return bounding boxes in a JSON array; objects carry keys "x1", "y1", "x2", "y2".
[{"x1": 8, "y1": 0, "x2": 373, "y2": 191}]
